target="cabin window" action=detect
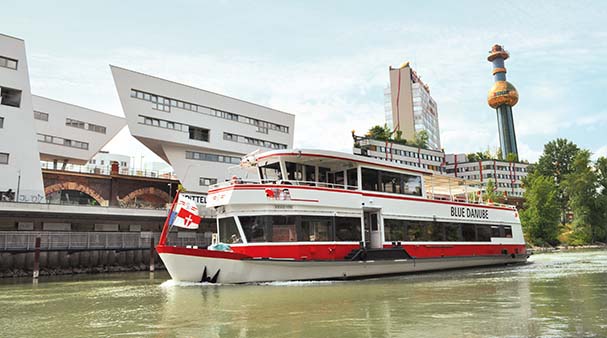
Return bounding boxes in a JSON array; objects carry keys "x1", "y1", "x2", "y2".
[
  {"x1": 384, "y1": 219, "x2": 406, "y2": 241},
  {"x1": 335, "y1": 217, "x2": 361, "y2": 241},
  {"x1": 380, "y1": 171, "x2": 402, "y2": 194},
  {"x1": 270, "y1": 216, "x2": 298, "y2": 242},
  {"x1": 406, "y1": 221, "x2": 430, "y2": 241},
  {"x1": 318, "y1": 167, "x2": 330, "y2": 183},
  {"x1": 428, "y1": 222, "x2": 444, "y2": 241},
  {"x1": 476, "y1": 225, "x2": 492, "y2": 241},
  {"x1": 300, "y1": 216, "x2": 332, "y2": 241},
  {"x1": 362, "y1": 168, "x2": 380, "y2": 191},
  {"x1": 503, "y1": 225, "x2": 512, "y2": 238},
  {"x1": 335, "y1": 171, "x2": 345, "y2": 188},
  {"x1": 444, "y1": 223, "x2": 461, "y2": 241},
  {"x1": 304, "y1": 165, "x2": 316, "y2": 183},
  {"x1": 403, "y1": 174, "x2": 422, "y2": 196},
  {"x1": 219, "y1": 217, "x2": 242, "y2": 244},
  {"x1": 259, "y1": 162, "x2": 282, "y2": 182},
  {"x1": 346, "y1": 168, "x2": 358, "y2": 190},
  {"x1": 285, "y1": 162, "x2": 303, "y2": 181},
  {"x1": 491, "y1": 225, "x2": 500, "y2": 238},
  {"x1": 461, "y1": 224, "x2": 476, "y2": 241}
]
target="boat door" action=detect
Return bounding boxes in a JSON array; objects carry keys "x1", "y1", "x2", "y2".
[{"x1": 363, "y1": 211, "x2": 382, "y2": 249}]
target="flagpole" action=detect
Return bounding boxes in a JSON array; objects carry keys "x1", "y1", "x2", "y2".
[{"x1": 158, "y1": 189, "x2": 180, "y2": 246}]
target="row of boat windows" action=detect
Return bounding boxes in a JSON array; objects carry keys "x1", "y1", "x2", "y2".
[
  {"x1": 384, "y1": 219, "x2": 512, "y2": 242},
  {"x1": 258, "y1": 162, "x2": 422, "y2": 196},
  {"x1": 219, "y1": 216, "x2": 362, "y2": 244},
  {"x1": 217, "y1": 216, "x2": 513, "y2": 244}
]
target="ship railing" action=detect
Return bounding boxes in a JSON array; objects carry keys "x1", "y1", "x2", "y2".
[{"x1": 210, "y1": 178, "x2": 357, "y2": 190}]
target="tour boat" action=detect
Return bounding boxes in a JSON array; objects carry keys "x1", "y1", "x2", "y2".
[{"x1": 156, "y1": 149, "x2": 529, "y2": 283}]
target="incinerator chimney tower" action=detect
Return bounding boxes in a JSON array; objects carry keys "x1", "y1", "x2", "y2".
[{"x1": 487, "y1": 44, "x2": 519, "y2": 159}]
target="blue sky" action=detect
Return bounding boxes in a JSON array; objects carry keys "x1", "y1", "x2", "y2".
[{"x1": 3, "y1": 0, "x2": 607, "y2": 164}]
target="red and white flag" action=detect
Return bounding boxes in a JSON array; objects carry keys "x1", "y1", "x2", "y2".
[{"x1": 172, "y1": 194, "x2": 201, "y2": 229}]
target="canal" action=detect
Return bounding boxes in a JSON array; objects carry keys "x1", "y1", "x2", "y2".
[{"x1": 0, "y1": 250, "x2": 606, "y2": 337}]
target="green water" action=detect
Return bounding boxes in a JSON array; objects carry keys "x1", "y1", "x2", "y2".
[{"x1": 1, "y1": 250, "x2": 606, "y2": 338}]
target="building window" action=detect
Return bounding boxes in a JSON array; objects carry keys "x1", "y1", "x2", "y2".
[
  {"x1": 223, "y1": 132, "x2": 287, "y2": 149},
  {"x1": 34, "y1": 111, "x2": 49, "y2": 121},
  {"x1": 37, "y1": 133, "x2": 89, "y2": 150},
  {"x1": 0, "y1": 56, "x2": 18, "y2": 70},
  {"x1": 199, "y1": 177, "x2": 218, "y2": 186},
  {"x1": 130, "y1": 88, "x2": 290, "y2": 133},
  {"x1": 0, "y1": 116, "x2": 3, "y2": 128},
  {"x1": 186, "y1": 151, "x2": 240, "y2": 164},
  {"x1": 189, "y1": 126, "x2": 209, "y2": 142},
  {"x1": 66, "y1": 118, "x2": 85, "y2": 129},
  {"x1": 0, "y1": 152, "x2": 8, "y2": 164},
  {"x1": 0, "y1": 86, "x2": 22, "y2": 108},
  {"x1": 88, "y1": 123, "x2": 107, "y2": 134}
]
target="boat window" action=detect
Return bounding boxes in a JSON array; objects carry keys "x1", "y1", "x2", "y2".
[
  {"x1": 335, "y1": 171, "x2": 345, "y2": 187},
  {"x1": 318, "y1": 167, "x2": 330, "y2": 183},
  {"x1": 403, "y1": 174, "x2": 422, "y2": 196},
  {"x1": 384, "y1": 219, "x2": 406, "y2": 241},
  {"x1": 491, "y1": 225, "x2": 500, "y2": 238},
  {"x1": 285, "y1": 162, "x2": 303, "y2": 181},
  {"x1": 301, "y1": 217, "x2": 332, "y2": 241},
  {"x1": 406, "y1": 221, "x2": 431, "y2": 241},
  {"x1": 362, "y1": 168, "x2": 380, "y2": 191},
  {"x1": 259, "y1": 162, "x2": 282, "y2": 182},
  {"x1": 346, "y1": 168, "x2": 358, "y2": 190},
  {"x1": 444, "y1": 223, "x2": 461, "y2": 241},
  {"x1": 270, "y1": 216, "x2": 297, "y2": 242},
  {"x1": 428, "y1": 222, "x2": 444, "y2": 241},
  {"x1": 219, "y1": 217, "x2": 242, "y2": 244},
  {"x1": 239, "y1": 216, "x2": 267, "y2": 242},
  {"x1": 380, "y1": 171, "x2": 402, "y2": 194},
  {"x1": 503, "y1": 225, "x2": 512, "y2": 238},
  {"x1": 304, "y1": 165, "x2": 316, "y2": 184},
  {"x1": 476, "y1": 225, "x2": 492, "y2": 241},
  {"x1": 461, "y1": 224, "x2": 476, "y2": 241},
  {"x1": 335, "y1": 217, "x2": 362, "y2": 241}
]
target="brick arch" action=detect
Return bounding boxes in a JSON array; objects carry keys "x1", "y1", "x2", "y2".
[
  {"x1": 45, "y1": 182, "x2": 107, "y2": 206},
  {"x1": 120, "y1": 187, "x2": 171, "y2": 207}
]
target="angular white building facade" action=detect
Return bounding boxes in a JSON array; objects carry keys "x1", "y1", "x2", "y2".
[
  {"x1": 0, "y1": 34, "x2": 45, "y2": 202},
  {"x1": 0, "y1": 33, "x2": 126, "y2": 202},
  {"x1": 111, "y1": 66, "x2": 295, "y2": 193},
  {"x1": 33, "y1": 95, "x2": 126, "y2": 167}
]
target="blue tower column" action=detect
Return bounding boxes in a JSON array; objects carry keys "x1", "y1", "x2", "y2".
[{"x1": 487, "y1": 44, "x2": 519, "y2": 160}]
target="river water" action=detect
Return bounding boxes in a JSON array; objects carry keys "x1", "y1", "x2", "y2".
[{"x1": 0, "y1": 250, "x2": 606, "y2": 338}]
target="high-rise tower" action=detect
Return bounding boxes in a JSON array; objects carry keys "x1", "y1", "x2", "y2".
[{"x1": 487, "y1": 44, "x2": 519, "y2": 159}]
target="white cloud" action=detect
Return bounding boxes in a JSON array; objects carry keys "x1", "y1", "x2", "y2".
[{"x1": 593, "y1": 145, "x2": 607, "y2": 161}]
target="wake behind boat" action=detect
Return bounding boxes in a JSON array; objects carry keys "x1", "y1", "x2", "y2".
[{"x1": 157, "y1": 149, "x2": 529, "y2": 284}]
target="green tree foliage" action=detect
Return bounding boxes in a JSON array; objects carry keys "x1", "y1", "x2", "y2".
[
  {"x1": 594, "y1": 157, "x2": 607, "y2": 242},
  {"x1": 411, "y1": 130, "x2": 429, "y2": 148},
  {"x1": 562, "y1": 150, "x2": 597, "y2": 244},
  {"x1": 520, "y1": 175, "x2": 561, "y2": 246},
  {"x1": 365, "y1": 125, "x2": 408, "y2": 146},
  {"x1": 484, "y1": 179, "x2": 501, "y2": 203},
  {"x1": 532, "y1": 138, "x2": 580, "y2": 224}
]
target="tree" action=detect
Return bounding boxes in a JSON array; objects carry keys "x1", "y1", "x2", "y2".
[
  {"x1": 532, "y1": 138, "x2": 580, "y2": 224},
  {"x1": 594, "y1": 157, "x2": 607, "y2": 242},
  {"x1": 484, "y1": 179, "x2": 500, "y2": 203},
  {"x1": 411, "y1": 130, "x2": 429, "y2": 149},
  {"x1": 562, "y1": 150, "x2": 597, "y2": 244},
  {"x1": 367, "y1": 125, "x2": 391, "y2": 141},
  {"x1": 520, "y1": 175, "x2": 561, "y2": 246}
]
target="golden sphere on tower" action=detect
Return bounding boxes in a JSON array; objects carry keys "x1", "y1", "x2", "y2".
[{"x1": 487, "y1": 81, "x2": 518, "y2": 108}]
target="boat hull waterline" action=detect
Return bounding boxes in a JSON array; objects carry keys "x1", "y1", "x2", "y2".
[{"x1": 158, "y1": 246, "x2": 528, "y2": 284}]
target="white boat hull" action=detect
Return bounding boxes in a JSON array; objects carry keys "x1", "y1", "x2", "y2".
[{"x1": 159, "y1": 252, "x2": 528, "y2": 284}]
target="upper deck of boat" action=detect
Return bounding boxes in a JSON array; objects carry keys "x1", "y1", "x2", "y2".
[{"x1": 209, "y1": 149, "x2": 516, "y2": 210}]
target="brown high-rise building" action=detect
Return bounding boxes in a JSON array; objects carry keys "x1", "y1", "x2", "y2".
[{"x1": 386, "y1": 62, "x2": 441, "y2": 150}]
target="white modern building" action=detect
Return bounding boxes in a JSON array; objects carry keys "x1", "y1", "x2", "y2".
[
  {"x1": 444, "y1": 153, "x2": 528, "y2": 198},
  {"x1": 0, "y1": 33, "x2": 126, "y2": 202},
  {"x1": 0, "y1": 34, "x2": 45, "y2": 202},
  {"x1": 111, "y1": 66, "x2": 295, "y2": 193},
  {"x1": 386, "y1": 62, "x2": 441, "y2": 151},
  {"x1": 33, "y1": 95, "x2": 125, "y2": 168},
  {"x1": 353, "y1": 135, "x2": 445, "y2": 173}
]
